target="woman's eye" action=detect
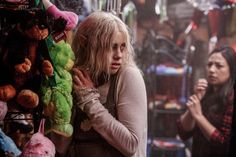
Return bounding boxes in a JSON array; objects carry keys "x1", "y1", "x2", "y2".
[
  {"x1": 112, "y1": 44, "x2": 118, "y2": 50},
  {"x1": 207, "y1": 63, "x2": 212, "y2": 67},
  {"x1": 216, "y1": 64, "x2": 223, "y2": 69},
  {"x1": 120, "y1": 43, "x2": 126, "y2": 51}
]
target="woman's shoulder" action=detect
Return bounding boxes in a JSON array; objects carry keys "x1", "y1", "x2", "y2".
[
  {"x1": 118, "y1": 66, "x2": 142, "y2": 77},
  {"x1": 116, "y1": 66, "x2": 144, "y2": 87}
]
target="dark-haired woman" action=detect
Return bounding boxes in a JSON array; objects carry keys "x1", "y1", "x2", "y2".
[{"x1": 177, "y1": 46, "x2": 236, "y2": 157}]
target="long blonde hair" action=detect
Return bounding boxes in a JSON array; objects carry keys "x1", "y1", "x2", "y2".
[{"x1": 72, "y1": 11, "x2": 136, "y2": 84}]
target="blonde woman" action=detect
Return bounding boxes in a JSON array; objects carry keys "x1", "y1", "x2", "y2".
[{"x1": 67, "y1": 11, "x2": 147, "y2": 157}]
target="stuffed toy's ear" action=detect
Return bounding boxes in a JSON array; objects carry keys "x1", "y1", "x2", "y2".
[
  {"x1": 42, "y1": 0, "x2": 78, "y2": 30},
  {"x1": 21, "y1": 119, "x2": 56, "y2": 157},
  {"x1": 0, "y1": 101, "x2": 7, "y2": 121}
]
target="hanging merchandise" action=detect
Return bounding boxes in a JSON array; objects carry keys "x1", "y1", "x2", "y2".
[
  {"x1": 0, "y1": 0, "x2": 39, "y2": 10},
  {"x1": 0, "y1": 128, "x2": 22, "y2": 156},
  {"x1": 42, "y1": 0, "x2": 78, "y2": 31},
  {"x1": 0, "y1": 9, "x2": 52, "y2": 109},
  {"x1": 224, "y1": 1, "x2": 236, "y2": 36},
  {"x1": 41, "y1": 0, "x2": 77, "y2": 138},
  {"x1": 0, "y1": 101, "x2": 7, "y2": 121},
  {"x1": 225, "y1": 0, "x2": 236, "y2": 4},
  {"x1": 187, "y1": 0, "x2": 220, "y2": 13},
  {"x1": 0, "y1": 100, "x2": 21, "y2": 157},
  {"x1": 105, "y1": 0, "x2": 122, "y2": 15},
  {"x1": 0, "y1": 8, "x2": 55, "y2": 141},
  {"x1": 41, "y1": 39, "x2": 75, "y2": 137},
  {"x1": 122, "y1": 1, "x2": 137, "y2": 43},
  {"x1": 52, "y1": 0, "x2": 84, "y2": 15},
  {"x1": 21, "y1": 119, "x2": 56, "y2": 157},
  {"x1": 155, "y1": 0, "x2": 168, "y2": 23},
  {"x1": 0, "y1": 0, "x2": 78, "y2": 152}
]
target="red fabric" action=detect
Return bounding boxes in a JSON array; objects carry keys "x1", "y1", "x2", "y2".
[
  {"x1": 208, "y1": 9, "x2": 221, "y2": 37},
  {"x1": 210, "y1": 105, "x2": 233, "y2": 145},
  {"x1": 225, "y1": 0, "x2": 236, "y2": 4},
  {"x1": 191, "y1": 9, "x2": 204, "y2": 28}
]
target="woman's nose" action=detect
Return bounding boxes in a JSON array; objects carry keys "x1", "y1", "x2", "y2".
[
  {"x1": 208, "y1": 65, "x2": 216, "y2": 73},
  {"x1": 113, "y1": 50, "x2": 122, "y2": 59}
]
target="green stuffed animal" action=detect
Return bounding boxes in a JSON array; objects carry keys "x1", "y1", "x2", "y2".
[{"x1": 41, "y1": 40, "x2": 75, "y2": 137}]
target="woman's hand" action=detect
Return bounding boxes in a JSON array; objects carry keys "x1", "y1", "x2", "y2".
[
  {"x1": 194, "y1": 78, "x2": 208, "y2": 100},
  {"x1": 186, "y1": 94, "x2": 203, "y2": 119},
  {"x1": 72, "y1": 67, "x2": 94, "y2": 90}
]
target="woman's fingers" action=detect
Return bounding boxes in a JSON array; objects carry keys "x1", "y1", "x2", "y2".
[
  {"x1": 194, "y1": 79, "x2": 208, "y2": 100},
  {"x1": 73, "y1": 75, "x2": 83, "y2": 86},
  {"x1": 72, "y1": 68, "x2": 85, "y2": 90},
  {"x1": 80, "y1": 68, "x2": 92, "y2": 81},
  {"x1": 197, "y1": 79, "x2": 208, "y2": 88},
  {"x1": 187, "y1": 95, "x2": 199, "y2": 107},
  {"x1": 72, "y1": 67, "x2": 94, "y2": 89}
]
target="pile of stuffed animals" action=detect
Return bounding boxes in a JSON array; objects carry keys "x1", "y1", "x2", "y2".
[{"x1": 0, "y1": 0, "x2": 78, "y2": 156}]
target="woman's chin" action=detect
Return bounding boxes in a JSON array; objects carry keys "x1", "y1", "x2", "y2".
[{"x1": 110, "y1": 68, "x2": 119, "y2": 74}]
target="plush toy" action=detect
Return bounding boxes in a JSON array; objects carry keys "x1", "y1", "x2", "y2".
[
  {"x1": 41, "y1": 40, "x2": 75, "y2": 137},
  {"x1": 0, "y1": 101, "x2": 7, "y2": 121},
  {"x1": 0, "y1": 9, "x2": 53, "y2": 109},
  {"x1": 0, "y1": 10, "x2": 54, "y2": 137},
  {"x1": 21, "y1": 119, "x2": 56, "y2": 157},
  {"x1": 0, "y1": 101, "x2": 22, "y2": 157},
  {"x1": 42, "y1": 0, "x2": 78, "y2": 31},
  {"x1": 40, "y1": 0, "x2": 77, "y2": 137}
]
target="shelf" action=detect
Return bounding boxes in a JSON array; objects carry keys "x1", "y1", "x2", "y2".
[
  {"x1": 153, "y1": 108, "x2": 185, "y2": 114},
  {"x1": 152, "y1": 137, "x2": 185, "y2": 151},
  {"x1": 146, "y1": 64, "x2": 192, "y2": 76}
]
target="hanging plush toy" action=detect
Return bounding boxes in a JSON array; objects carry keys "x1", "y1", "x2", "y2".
[
  {"x1": 20, "y1": 119, "x2": 56, "y2": 157},
  {"x1": 41, "y1": 40, "x2": 75, "y2": 137},
  {"x1": 41, "y1": 0, "x2": 78, "y2": 137},
  {"x1": 0, "y1": 9, "x2": 53, "y2": 109},
  {"x1": 0, "y1": 9, "x2": 55, "y2": 137},
  {"x1": 42, "y1": 0, "x2": 78, "y2": 31},
  {"x1": 0, "y1": 101, "x2": 22, "y2": 157}
]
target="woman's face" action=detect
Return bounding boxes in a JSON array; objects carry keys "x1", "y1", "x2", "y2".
[
  {"x1": 207, "y1": 53, "x2": 230, "y2": 86},
  {"x1": 109, "y1": 30, "x2": 126, "y2": 74}
]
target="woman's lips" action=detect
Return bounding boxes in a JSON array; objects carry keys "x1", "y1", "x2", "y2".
[
  {"x1": 111, "y1": 63, "x2": 120, "y2": 69},
  {"x1": 208, "y1": 76, "x2": 216, "y2": 81}
]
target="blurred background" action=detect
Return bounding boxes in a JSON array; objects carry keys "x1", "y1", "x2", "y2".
[
  {"x1": 118, "y1": 1, "x2": 236, "y2": 157},
  {"x1": 1, "y1": 0, "x2": 236, "y2": 157}
]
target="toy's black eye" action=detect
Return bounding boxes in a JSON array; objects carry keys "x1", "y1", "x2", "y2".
[{"x1": 38, "y1": 24, "x2": 47, "y2": 29}]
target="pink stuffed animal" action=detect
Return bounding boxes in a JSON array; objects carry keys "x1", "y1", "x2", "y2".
[
  {"x1": 21, "y1": 119, "x2": 56, "y2": 157},
  {"x1": 42, "y1": 0, "x2": 78, "y2": 31}
]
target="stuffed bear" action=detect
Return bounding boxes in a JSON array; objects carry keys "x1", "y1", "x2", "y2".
[
  {"x1": 0, "y1": 9, "x2": 53, "y2": 109},
  {"x1": 0, "y1": 10, "x2": 54, "y2": 137},
  {"x1": 41, "y1": 40, "x2": 75, "y2": 137}
]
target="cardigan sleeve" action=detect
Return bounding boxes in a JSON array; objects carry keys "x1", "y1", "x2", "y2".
[{"x1": 83, "y1": 66, "x2": 147, "y2": 156}]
